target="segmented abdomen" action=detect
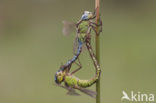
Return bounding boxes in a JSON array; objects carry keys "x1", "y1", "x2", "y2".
[
  {"x1": 77, "y1": 77, "x2": 98, "y2": 88},
  {"x1": 65, "y1": 40, "x2": 83, "y2": 67},
  {"x1": 77, "y1": 40, "x2": 101, "y2": 88},
  {"x1": 77, "y1": 39, "x2": 101, "y2": 87},
  {"x1": 65, "y1": 75, "x2": 99, "y2": 88}
]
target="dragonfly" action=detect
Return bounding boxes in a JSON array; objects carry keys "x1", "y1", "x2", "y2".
[
  {"x1": 55, "y1": 10, "x2": 102, "y2": 98},
  {"x1": 62, "y1": 10, "x2": 102, "y2": 54}
]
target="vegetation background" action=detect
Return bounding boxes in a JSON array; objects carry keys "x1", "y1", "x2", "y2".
[{"x1": 0, "y1": 0, "x2": 156, "y2": 103}]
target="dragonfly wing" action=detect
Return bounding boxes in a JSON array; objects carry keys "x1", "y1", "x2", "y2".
[
  {"x1": 56, "y1": 83, "x2": 80, "y2": 96},
  {"x1": 76, "y1": 87, "x2": 97, "y2": 98},
  {"x1": 73, "y1": 35, "x2": 87, "y2": 55},
  {"x1": 62, "y1": 21, "x2": 76, "y2": 36},
  {"x1": 73, "y1": 36, "x2": 79, "y2": 55},
  {"x1": 82, "y1": 43, "x2": 87, "y2": 51},
  {"x1": 66, "y1": 87, "x2": 80, "y2": 96}
]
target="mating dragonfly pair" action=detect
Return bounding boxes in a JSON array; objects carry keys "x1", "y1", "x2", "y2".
[{"x1": 54, "y1": 10, "x2": 102, "y2": 98}]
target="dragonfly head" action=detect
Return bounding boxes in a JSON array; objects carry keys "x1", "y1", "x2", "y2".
[
  {"x1": 81, "y1": 11, "x2": 94, "y2": 20},
  {"x1": 55, "y1": 70, "x2": 65, "y2": 84},
  {"x1": 55, "y1": 66, "x2": 66, "y2": 84}
]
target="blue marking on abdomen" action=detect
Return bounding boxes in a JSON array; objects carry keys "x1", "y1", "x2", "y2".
[{"x1": 65, "y1": 39, "x2": 83, "y2": 67}]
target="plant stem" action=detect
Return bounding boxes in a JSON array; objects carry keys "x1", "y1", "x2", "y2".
[{"x1": 95, "y1": 0, "x2": 100, "y2": 103}]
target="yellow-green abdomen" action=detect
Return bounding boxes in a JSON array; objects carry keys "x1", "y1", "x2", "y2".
[
  {"x1": 77, "y1": 78, "x2": 97, "y2": 88},
  {"x1": 64, "y1": 75, "x2": 78, "y2": 87}
]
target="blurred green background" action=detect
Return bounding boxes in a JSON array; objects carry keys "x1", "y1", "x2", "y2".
[{"x1": 0, "y1": 0, "x2": 156, "y2": 103}]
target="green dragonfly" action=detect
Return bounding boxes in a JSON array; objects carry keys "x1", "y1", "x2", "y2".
[{"x1": 55, "y1": 10, "x2": 102, "y2": 98}]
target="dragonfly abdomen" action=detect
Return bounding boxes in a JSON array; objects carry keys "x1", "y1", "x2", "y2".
[
  {"x1": 65, "y1": 40, "x2": 83, "y2": 67},
  {"x1": 77, "y1": 68, "x2": 101, "y2": 88},
  {"x1": 77, "y1": 78, "x2": 96, "y2": 88},
  {"x1": 64, "y1": 75, "x2": 78, "y2": 87}
]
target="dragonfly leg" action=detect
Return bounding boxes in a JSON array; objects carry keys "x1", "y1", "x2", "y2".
[
  {"x1": 90, "y1": 16, "x2": 102, "y2": 26},
  {"x1": 90, "y1": 24, "x2": 102, "y2": 36},
  {"x1": 90, "y1": 21, "x2": 102, "y2": 27},
  {"x1": 92, "y1": 8, "x2": 98, "y2": 19},
  {"x1": 90, "y1": 25, "x2": 98, "y2": 35},
  {"x1": 76, "y1": 20, "x2": 82, "y2": 27},
  {"x1": 90, "y1": 17, "x2": 102, "y2": 36},
  {"x1": 71, "y1": 57, "x2": 82, "y2": 74},
  {"x1": 86, "y1": 27, "x2": 92, "y2": 40}
]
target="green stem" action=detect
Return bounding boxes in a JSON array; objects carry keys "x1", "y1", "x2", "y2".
[
  {"x1": 96, "y1": 36, "x2": 100, "y2": 103},
  {"x1": 95, "y1": 0, "x2": 100, "y2": 103}
]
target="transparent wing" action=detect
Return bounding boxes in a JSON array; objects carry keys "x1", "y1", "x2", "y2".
[
  {"x1": 73, "y1": 35, "x2": 87, "y2": 55},
  {"x1": 82, "y1": 43, "x2": 87, "y2": 51},
  {"x1": 62, "y1": 21, "x2": 76, "y2": 36},
  {"x1": 55, "y1": 83, "x2": 80, "y2": 96},
  {"x1": 76, "y1": 87, "x2": 97, "y2": 98},
  {"x1": 62, "y1": 21, "x2": 87, "y2": 54},
  {"x1": 73, "y1": 36, "x2": 79, "y2": 55},
  {"x1": 66, "y1": 88, "x2": 80, "y2": 96}
]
